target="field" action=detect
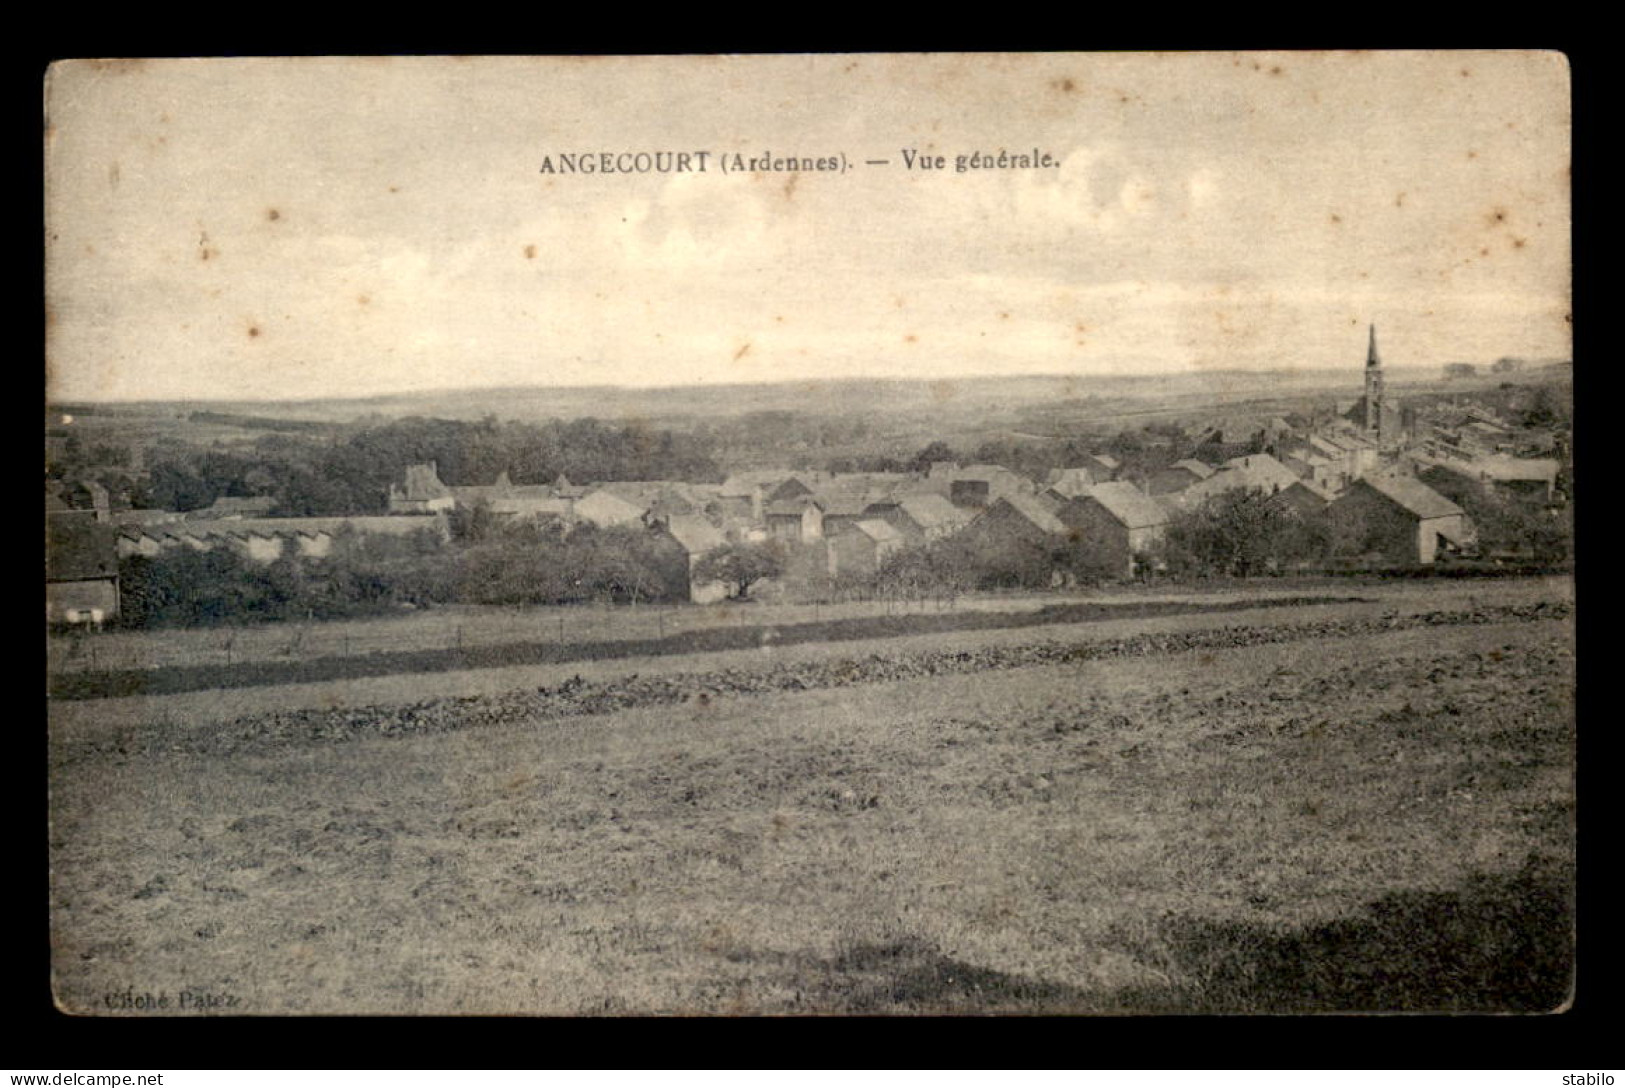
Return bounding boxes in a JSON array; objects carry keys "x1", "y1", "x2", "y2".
[{"x1": 48, "y1": 579, "x2": 1575, "y2": 1015}]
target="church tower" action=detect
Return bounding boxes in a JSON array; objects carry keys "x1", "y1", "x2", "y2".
[{"x1": 1363, "y1": 324, "x2": 1384, "y2": 436}]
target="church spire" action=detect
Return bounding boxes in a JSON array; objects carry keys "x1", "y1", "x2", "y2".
[{"x1": 1363, "y1": 323, "x2": 1384, "y2": 436}]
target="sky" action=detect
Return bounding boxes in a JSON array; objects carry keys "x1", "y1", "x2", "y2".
[{"x1": 44, "y1": 52, "x2": 1572, "y2": 402}]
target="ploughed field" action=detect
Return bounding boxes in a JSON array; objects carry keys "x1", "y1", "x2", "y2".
[{"x1": 49, "y1": 591, "x2": 1575, "y2": 1014}]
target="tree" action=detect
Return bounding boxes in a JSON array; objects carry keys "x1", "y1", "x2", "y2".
[
  {"x1": 1161, "y1": 488, "x2": 1320, "y2": 577},
  {"x1": 1520, "y1": 385, "x2": 1569, "y2": 430},
  {"x1": 911, "y1": 440, "x2": 958, "y2": 471},
  {"x1": 693, "y1": 542, "x2": 784, "y2": 600}
]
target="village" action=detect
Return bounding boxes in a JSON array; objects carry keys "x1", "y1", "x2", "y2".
[{"x1": 45, "y1": 329, "x2": 1572, "y2": 630}]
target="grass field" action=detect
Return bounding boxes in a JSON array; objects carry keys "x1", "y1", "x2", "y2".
[
  {"x1": 46, "y1": 575, "x2": 1569, "y2": 677},
  {"x1": 48, "y1": 579, "x2": 1575, "y2": 1015}
]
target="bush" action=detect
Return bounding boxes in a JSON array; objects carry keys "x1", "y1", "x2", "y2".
[{"x1": 1160, "y1": 489, "x2": 1327, "y2": 578}]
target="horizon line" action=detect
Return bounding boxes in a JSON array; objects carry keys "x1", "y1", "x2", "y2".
[{"x1": 47, "y1": 360, "x2": 1570, "y2": 409}]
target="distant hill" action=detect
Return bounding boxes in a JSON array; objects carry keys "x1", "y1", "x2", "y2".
[
  {"x1": 48, "y1": 363, "x2": 1567, "y2": 452},
  {"x1": 53, "y1": 368, "x2": 1400, "y2": 424}
]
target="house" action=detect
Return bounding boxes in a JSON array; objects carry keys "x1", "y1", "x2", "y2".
[
  {"x1": 1268, "y1": 479, "x2": 1337, "y2": 520},
  {"x1": 1147, "y1": 459, "x2": 1215, "y2": 495},
  {"x1": 572, "y1": 488, "x2": 649, "y2": 528},
  {"x1": 551, "y1": 473, "x2": 586, "y2": 500},
  {"x1": 1162, "y1": 460, "x2": 1290, "y2": 513},
  {"x1": 718, "y1": 470, "x2": 796, "y2": 520},
  {"x1": 1277, "y1": 445, "x2": 1345, "y2": 492},
  {"x1": 1045, "y1": 467, "x2": 1100, "y2": 499},
  {"x1": 765, "y1": 496, "x2": 825, "y2": 544},
  {"x1": 812, "y1": 475, "x2": 915, "y2": 535},
  {"x1": 879, "y1": 493, "x2": 974, "y2": 544},
  {"x1": 1469, "y1": 455, "x2": 1561, "y2": 503},
  {"x1": 115, "y1": 515, "x2": 449, "y2": 566},
  {"x1": 589, "y1": 481, "x2": 718, "y2": 521},
  {"x1": 1324, "y1": 475, "x2": 1471, "y2": 565},
  {"x1": 54, "y1": 480, "x2": 111, "y2": 523},
  {"x1": 388, "y1": 463, "x2": 456, "y2": 515},
  {"x1": 1058, "y1": 481, "x2": 1170, "y2": 577},
  {"x1": 450, "y1": 470, "x2": 577, "y2": 522},
  {"x1": 960, "y1": 492, "x2": 1069, "y2": 543},
  {"x1": 47, "y1": 517, "x2": 120, "y2": 625},
  {"x1": 651, "y1": 515, "x2": 731, "y2": 603},
  {"x1": 1222, "y1": 453, "x2": 1300, "y2": 493},
  {"x1": 827, "y1": 518, "x2": 905, "y2": 578},
  {"x1": 926, "y1": 463, "x2": 1035, "y2": 508}
]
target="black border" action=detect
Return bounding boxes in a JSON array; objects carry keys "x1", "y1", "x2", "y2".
[{"x1": 25, "y1": 40, "x2": 1607, "y2": 1071}]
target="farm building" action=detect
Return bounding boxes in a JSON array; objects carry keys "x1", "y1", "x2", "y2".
[
  {"x1": 1324, "y1": 475, "x2": 1471, "y2": 565},
  {"x1": 959, "y1": 492, "x2": 1070, "y2": 552},
  {"x1": 827, "y1": 518, "x2": 905, "y2": 578},
  {"x1": 878, "y1": 493, "x2": 974, "y2": 544},
  {"x1": 388, "y1": 463, "x2": 456, "y2": 515},
  {"x1": 716, "y1": 472, "x2": 781, "y2": 520},
  {"x1": 1162, "y1": 459, "x2": 1289, "y2": 514},
  {"x1": 47, "y1": 517, "x2": 120, "y2": 625},
  {"x1": 812, "y1": 475, "x2": 915, "y2": 536},
  {"x1": 573, "y1": 488, "x2": 649, "y2": 528},
  {"x1": 1268, "y1": 479, "x2": 1338, "y2": 520},
  {"x1": 1222, "y1": 454, "x2": 1299, "y2": 493},
  {"x1": 765, "y1": 496, "x2": 826, "y2": 544},
  {"x1": 1146, "y1": 459, "x2": 1215, "y2": 496},
  {"x1": 1277, "y1": 446, "x2": 1344, "y2": 492},
  {"x1": 927, "y1": 463, "x2": 1035, "y2": 509},
  {"x1": 1467, "y1": 455, "x2": 1561, "y2": 502},
  {"x1": 115, "y1": 515, "x2": 449, "y2": 565},
  {"x1": 451, "y1": 471, "x2": 577, "y2": 522},
  {"x1": 1059, "y1": 482, "x2": 1169, "y2": 578},
  {"x1": 649, "y1": 515, "x2": 731, "y2": 603},
  {"x1": 1045, "y1": 466, "x2": 1102, "y2": 499},
  {"x1": 51, "y1": 480, "x2": 111, "y2": 523}
]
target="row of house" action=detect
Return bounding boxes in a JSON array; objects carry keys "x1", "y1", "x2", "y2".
[{"x1": 111, "y1": 515, "x2": 451, "y2": 564}]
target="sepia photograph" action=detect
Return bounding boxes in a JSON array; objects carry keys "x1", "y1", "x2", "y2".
[{"x1": 45, "y1": 52, "x2": 1574, "y2": 1016}]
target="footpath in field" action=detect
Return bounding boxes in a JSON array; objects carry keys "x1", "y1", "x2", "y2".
[
  {"x1": 52, "y1": 600, "x2": 1571, "y2": 762},
  {"x1": 49, "y1": 593, "x2": 1371, "y2": 701}
]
